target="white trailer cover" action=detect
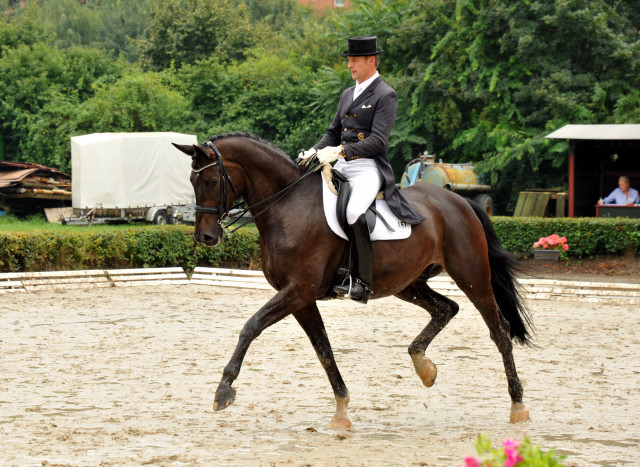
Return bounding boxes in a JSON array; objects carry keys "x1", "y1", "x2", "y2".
[{"x1": 71, "y1": 132, "x2": 197, "y2": 209}]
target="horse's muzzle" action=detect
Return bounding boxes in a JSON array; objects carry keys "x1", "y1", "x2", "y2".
[{"x1": 193, "y1": 230, "x2": 221, "y2": 247}]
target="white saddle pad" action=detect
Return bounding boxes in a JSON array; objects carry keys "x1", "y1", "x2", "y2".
[{"x1": 321, "y1": 176, "x2": 411, "y2": 241}]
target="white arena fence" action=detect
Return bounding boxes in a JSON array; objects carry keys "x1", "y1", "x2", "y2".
[{"x1": 1, "y1": 267, "x2": 638, "y2": 305}]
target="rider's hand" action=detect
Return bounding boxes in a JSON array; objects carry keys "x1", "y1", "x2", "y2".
[
  {"x1": 316, "y1": 146, "x2": 343, "y2": 165},
  {"x1": 296, "y1": 148, "x2": 317, "y2": 166}
]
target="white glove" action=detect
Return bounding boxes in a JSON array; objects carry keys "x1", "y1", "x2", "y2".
[
  {"x1": 296, "y1": 148, "x2": 317, "y2": 166},
  {"x1": 316, "y1": 146, "x2": 343, "y2": 165}
]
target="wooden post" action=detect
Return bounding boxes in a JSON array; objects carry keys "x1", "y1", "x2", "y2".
[{"x1": 568, "y1": 141, "x2": 575, "y2": 218}]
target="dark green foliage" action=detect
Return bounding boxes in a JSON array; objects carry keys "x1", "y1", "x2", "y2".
[
  {"x1": 409, "y1": 0, "x2": 640, "y2": 212},
  {"x1": 0, "y1": 226, "x2": 261, "y2": 273},
  {"x1": 174, "y1": 53, "x2": 325, "y2": 155},
  {"x1": 2, "y1": 0, "x2": 640, "y2": 215},
  {"x1": 138, "y1": 0, "x2": 258, "y2": 71},
  {"x1": 0, "y1": 42, "x2": 128, "y2": 171},
  {"x1": 73, "y1": 71, "x2": 193, "y2": 135}
]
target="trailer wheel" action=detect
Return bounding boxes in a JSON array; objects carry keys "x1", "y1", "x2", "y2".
[
  {"x1": 474, "y1": 194, "x2": 494, "y2": 216},
  {"x1": 153, "y1": 210, "x2": 169, "y2": 225}
]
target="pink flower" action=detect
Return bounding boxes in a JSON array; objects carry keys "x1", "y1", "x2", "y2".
[
  {"x1": 533, "y1": 234, "x2": 569, "y2": 252},
  {"x1": 504, "y1": 450, "x2": 523, "y2": 467},
  {"x1": 502, "y1": 439, "x2": 520, "y2": 450},
  {"x1": 461, "y1": 456, "x2": 482, "y2": 467},
  {"x1": 502, "y1": 439, "x2": 523, "y2": 467}
]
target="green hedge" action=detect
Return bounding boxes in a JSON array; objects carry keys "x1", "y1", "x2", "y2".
[
  {"x1": 0, "y1": 225, "x2": 261, "y2": 273},
  {"x1": 492, "y1": 216, "x2": 640, "y2": 257},
  {"x1": 0, "y1": 218, "x2": 638, "y2": 273}
]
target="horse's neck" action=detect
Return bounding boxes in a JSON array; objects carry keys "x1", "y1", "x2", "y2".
[
  {"x1": 238, "y1": 153, "x2": 301, "y2": 207},
  {"x1": 236, "y1": 152, "x2": 320, "y2": 235}
]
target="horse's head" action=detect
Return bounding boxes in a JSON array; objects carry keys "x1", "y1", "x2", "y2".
[{"x1": 172, "y1": 141, "x2": 240, "y2": 246}]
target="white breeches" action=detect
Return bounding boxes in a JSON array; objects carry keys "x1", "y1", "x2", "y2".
[{"x1": 334, "y1": 158, "x2": 383, "y2": 225}]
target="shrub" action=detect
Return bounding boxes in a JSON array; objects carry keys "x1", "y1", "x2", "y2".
[
  {"x1": 491, "y1": 216, "x2": 640, "y2": 258},
  {"x1": 0, "y1": 225, "x2": 260, "y2": 273}
]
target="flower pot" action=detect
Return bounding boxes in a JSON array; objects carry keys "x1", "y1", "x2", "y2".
[{"x1": 532, "y1": 249, "x2": 561, "y2": 263}]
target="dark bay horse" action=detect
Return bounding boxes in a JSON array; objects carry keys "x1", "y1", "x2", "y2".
[{"x1": 173, "y1": 133, "x2": 533, "y2": 427}]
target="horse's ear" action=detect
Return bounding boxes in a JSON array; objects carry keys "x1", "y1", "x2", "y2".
[
  {"x1": 193, "y1": 144, "x2": 212, "y2": 159},
  {"x1": 172, "y1": 143, "x2": 195, "y2": 156}
]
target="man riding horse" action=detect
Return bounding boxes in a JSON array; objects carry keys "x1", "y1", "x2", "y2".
[{"x1": 298, "y1": 36, "x2": 425, "y2": 303}]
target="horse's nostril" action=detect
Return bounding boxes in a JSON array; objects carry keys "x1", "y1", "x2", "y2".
[{"x1": 202, "y1": 233, "x2": 219, "y2": 246}]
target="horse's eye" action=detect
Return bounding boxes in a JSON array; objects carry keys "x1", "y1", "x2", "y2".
[{"x1": 206, "y1": 179, "x2": 218, "y2": 188}]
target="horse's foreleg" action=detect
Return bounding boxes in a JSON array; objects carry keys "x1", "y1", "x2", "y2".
[
  {"x1": 213, "y1": 292, "x2": 294, "y2": 411},
  {"x1": 395, "y1": 280, "x2": 459, "y2": 388},
  {"x1": 293, "y1": 305, "x2": 351, "y2": 429}
]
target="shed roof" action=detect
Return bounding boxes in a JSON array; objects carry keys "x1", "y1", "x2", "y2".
[
  {"x1": 0, "y1": 161, "x2": 70, "y2": 189},
  {"x1": 545, "y1": 124, "x2": 640, "y2": 140}
]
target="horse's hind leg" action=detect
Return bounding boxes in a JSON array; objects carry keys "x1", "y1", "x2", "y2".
[
  {"x1": 293, "y1": 304, "x2": 351, "y2": 428},
  {"x1": 464, "y1": 291, "x2": 530, "y2": 423},
  {"x1": 395, "y1": 276, "x2": 460, "y2": 388}
]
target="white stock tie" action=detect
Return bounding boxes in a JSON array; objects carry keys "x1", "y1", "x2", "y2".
[{"x1": 353, "y1": 85, "x2": 363, "y2": 101}]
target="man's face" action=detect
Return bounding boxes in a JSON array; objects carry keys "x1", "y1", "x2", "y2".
[
  {"x1": 619, "y1": 179, "x2": 630, "y2": 192},
  {"x1": 347, "y1": 56, "x2": 376, "y2": 83}
]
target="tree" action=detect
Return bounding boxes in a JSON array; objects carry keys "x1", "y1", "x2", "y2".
[
  {"x1": 138, "y1": 0, "x2": 258, "y2": 71},
  {"x1": 0, "y1": 40, "x2": 127, "y2": 170},
  {"x1": 74, "y1": 71, "x2": 193, "y2": 135},
  {"x1": 4, "y1": 1, "x2": 150, "y2": 61},
  {"x1": 409, "y1": 0, "x2": 640, "y2": 213},
  {"x1": 175, "y1": 51, "x2": 321, "y2": 155},
  {"x1": 0, "y1": 4, "x2": 52, "y2": 51}
]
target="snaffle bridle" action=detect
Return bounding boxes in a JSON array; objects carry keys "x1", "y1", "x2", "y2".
[{"x1": 192, "y1": 140, "x2": 319, "y2": 235}]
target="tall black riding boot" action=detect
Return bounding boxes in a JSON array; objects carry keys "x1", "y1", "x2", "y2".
[{"x1": 333, "y1": 213, "x2": 373, "y2": 303}]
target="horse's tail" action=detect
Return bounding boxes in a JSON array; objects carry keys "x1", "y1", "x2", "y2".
[{"x1": 466, "y1": 199, "x2": 534, "y2": 346}]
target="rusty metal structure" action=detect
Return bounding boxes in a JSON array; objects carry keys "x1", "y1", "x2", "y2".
[
  {"x1": 400, "y1": 152, "x2": 493, "y2": 215},
  {"x1": 0, "y1": 161, "x2": 71, "y2": 216}
]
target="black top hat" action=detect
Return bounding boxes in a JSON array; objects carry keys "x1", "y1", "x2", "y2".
[{"x1": 342, "y1": 36, "x2": 383, "y2": 57}]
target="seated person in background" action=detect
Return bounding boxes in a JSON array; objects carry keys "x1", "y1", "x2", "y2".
[{"x1": 598, "y1": 176, "x2": 640, "y2": 206}]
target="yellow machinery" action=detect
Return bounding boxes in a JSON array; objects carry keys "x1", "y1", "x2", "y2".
[{"x1": 400, "y1": 153, "x2": 493, "y2": 215}]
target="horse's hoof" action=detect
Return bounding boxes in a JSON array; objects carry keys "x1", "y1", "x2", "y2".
[
  {"x1": 213, "y1": 387, "x2": 236, "y2": 411},
  {"x1": 327, "y1": 415, "x2": 352, "y2": 429},
  {"x1": 412, "y1": 355, "x2": 437, "y2": 387},
  {"x1": 509, "y1": 402, "x2": 530, "y2": 423}
]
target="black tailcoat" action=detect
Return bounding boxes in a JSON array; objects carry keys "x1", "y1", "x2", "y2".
[{"x1": 314, "y1": 77, "x2": 425, "y2": 225}]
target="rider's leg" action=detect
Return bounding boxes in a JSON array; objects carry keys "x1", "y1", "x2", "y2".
[
  {"x1": 340, "y1": 163, "x2": 382, "y2": 225},
  {"x1": 333, "y1": 213, "x2": 373, "y2": 302},
  {"x1": 333, "y1": 162, "x2": 381, "y2": 303}
]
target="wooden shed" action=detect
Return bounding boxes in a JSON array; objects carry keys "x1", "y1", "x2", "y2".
[{"x1": 545, "y1": 124, "x2": 640, "y2": 217}]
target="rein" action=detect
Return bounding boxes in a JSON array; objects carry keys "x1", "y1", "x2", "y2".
[{"x1": 194, "y1": 141, "x2": 319, "y2": 236}]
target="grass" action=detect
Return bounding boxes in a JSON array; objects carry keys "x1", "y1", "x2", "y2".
[
  {"x1": 0, "y1": 213, "x2": 156, "y2": 232},
  {"x1": 0, "y1": 213, "x2": 256, "y2": 233}
]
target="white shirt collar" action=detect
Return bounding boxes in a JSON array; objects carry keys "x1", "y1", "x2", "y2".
[{"x1": 353, "y1": 71, "x2": 379, "y2": 100}]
